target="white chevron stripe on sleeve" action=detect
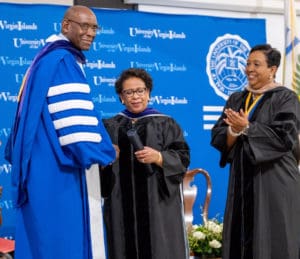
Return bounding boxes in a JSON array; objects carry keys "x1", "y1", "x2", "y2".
[
  {"x1": 48, "y1": 100, "x2": 94, "y2": 113},
  {"x1": 53, "y1": 116, "x2": 98, "y2": 130},
  {"x1": 48, "y1": 83, "x2": 90, "y2": 96},
  {"x1": 59, "y1": 132, "x2": 102, "y2": 146}
]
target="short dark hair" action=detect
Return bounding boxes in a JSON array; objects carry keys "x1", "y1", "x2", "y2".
[
  {"x1": 115, "y1": 68, "x2": 153, "y2": 95},
  {"x1": 250, "y1": 44, "x2": 281, "y2": 67}
]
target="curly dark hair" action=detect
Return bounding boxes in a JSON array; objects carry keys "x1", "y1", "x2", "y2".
[
  {"x1": 114, "y1": 68, "x2": 153, "y2": 95},
  {"x1": 249, "y1": 44, "x2": 281, "y2": 68}
]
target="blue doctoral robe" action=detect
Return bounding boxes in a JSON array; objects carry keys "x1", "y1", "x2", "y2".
[{"x1": 6, "y1": 37, "x2": 115, "y2": 259}]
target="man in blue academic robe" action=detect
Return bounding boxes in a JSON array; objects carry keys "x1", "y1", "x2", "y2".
[{"x1": 5, "y1": 6, "x2": 115, "y2": 259}]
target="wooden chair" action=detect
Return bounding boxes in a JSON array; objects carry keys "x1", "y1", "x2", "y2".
[
  {"x1": 183, "y1": 168, "x2": 212, "y2": 231},
  {"x1": 183, "y1": 168, "x2": 212, "y2": 257}
]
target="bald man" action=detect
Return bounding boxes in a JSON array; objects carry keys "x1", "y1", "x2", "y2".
[{"x1": 5, "y1": 5, "x2": 115, "y2": 259}]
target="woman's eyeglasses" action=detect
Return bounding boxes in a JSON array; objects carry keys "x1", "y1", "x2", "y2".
[
  {"x1": 122, "y1": 87, "x2": 147, "y2": 98},
  {"x1": 67, "y1": 19, "x2": 101, "y2": 33}
]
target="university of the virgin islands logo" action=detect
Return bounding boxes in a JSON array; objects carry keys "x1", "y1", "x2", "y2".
[{"x1": 206, "y1": 34, "x2": 251, "y2": 100}]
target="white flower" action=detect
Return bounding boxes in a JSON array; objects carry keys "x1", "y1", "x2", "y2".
[
  {"x1": 192, "y1": 230, "x2": 206, "y2": 240},
  {"x1": 209, "y1": 239, "x2": 222, "y2": 249},
  {"x1": 192, "y1": 224, "x2": 199, "y2": 230},
  {"x1": 188, "y1": 217, "x2": 223, "y2": 257},
  {"x1": 206, "y1": 220, "x2": 223, "y2": 234}
]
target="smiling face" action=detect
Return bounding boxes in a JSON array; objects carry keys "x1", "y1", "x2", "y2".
[
  {"x1": 120, "y1": 77, "x2": 150, "y2": 114},
  {"x1": 62, "y1": 6, "x2": 98, "y2": 50},
  {"x1": 245, "y1": 50, "x2": 277, "y2": 89}
]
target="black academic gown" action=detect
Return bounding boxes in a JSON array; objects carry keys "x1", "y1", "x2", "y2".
[
  {"x1": 101, "y1": 112, "x2": 190, "y2": 259},
  {"x1": 211, "y1": 86, "x2": 300, "y2": 259}
]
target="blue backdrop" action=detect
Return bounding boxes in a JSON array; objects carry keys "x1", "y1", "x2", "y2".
[{"x1": 0, "y1": 3, "x2": 266, "y2": 238}]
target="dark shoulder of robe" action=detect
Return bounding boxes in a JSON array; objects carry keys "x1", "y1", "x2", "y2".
[
  {"x1": 211, "y1": 87, "x2": 300, "y2": 259},
  {"x1": 101, "y1": 113, "x2": 190, "y2": 259}
]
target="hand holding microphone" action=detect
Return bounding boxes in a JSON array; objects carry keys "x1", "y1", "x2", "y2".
[{"x1": 127, "y1": 129, "x2": 162, "y2": 173}]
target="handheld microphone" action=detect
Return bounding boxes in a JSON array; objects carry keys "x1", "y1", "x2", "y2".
[
  {"x1": 127, "y1": 128, "x2": 144, "y2": 151},
  {"x1": 126, "y1": 128, "x2": 153, "y2": 174}
]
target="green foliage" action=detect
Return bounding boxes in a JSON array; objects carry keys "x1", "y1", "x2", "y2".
[
  {"x1": 188, "y1": 219, "x2": 223, "y2": 257},
  {"x1": 294, "y1": 54, "x2": 300, "y2": 98}
]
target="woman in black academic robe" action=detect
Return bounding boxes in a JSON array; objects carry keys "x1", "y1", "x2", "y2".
[
  {"x1": 211, "y1": 44, "x2": 300, "y2": 259},
  {"x1": 100, "y1": 68, "x2": 190, "y2": 259}
]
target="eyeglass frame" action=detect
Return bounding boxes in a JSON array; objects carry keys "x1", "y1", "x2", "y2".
[
  {"x1": 121, "y1": 87, "x2": 148, "y2": 98},
  {"x1": 67, "y1": 19, "x2": 101, "y2": 33}
]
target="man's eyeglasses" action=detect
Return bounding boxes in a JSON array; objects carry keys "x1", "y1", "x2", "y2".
[
  {"x1": 122, "y1": 87, "x2": 147, "y2": 98},
  {"x1": 67, "y1": 19, "x2": 101, "y2": 33}
]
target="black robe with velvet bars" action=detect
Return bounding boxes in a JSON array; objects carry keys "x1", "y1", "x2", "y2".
[
  {"x1": 211, "y1": 86, "x2": 300, "y2": 259},
  {"x1": 101, "y1": 108, "x2": 190, "y2": 259}
]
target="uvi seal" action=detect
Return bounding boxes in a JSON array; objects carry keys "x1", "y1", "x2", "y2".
[{"x1": 206, "y1": 34, "x2": 250, "y2": 100}]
